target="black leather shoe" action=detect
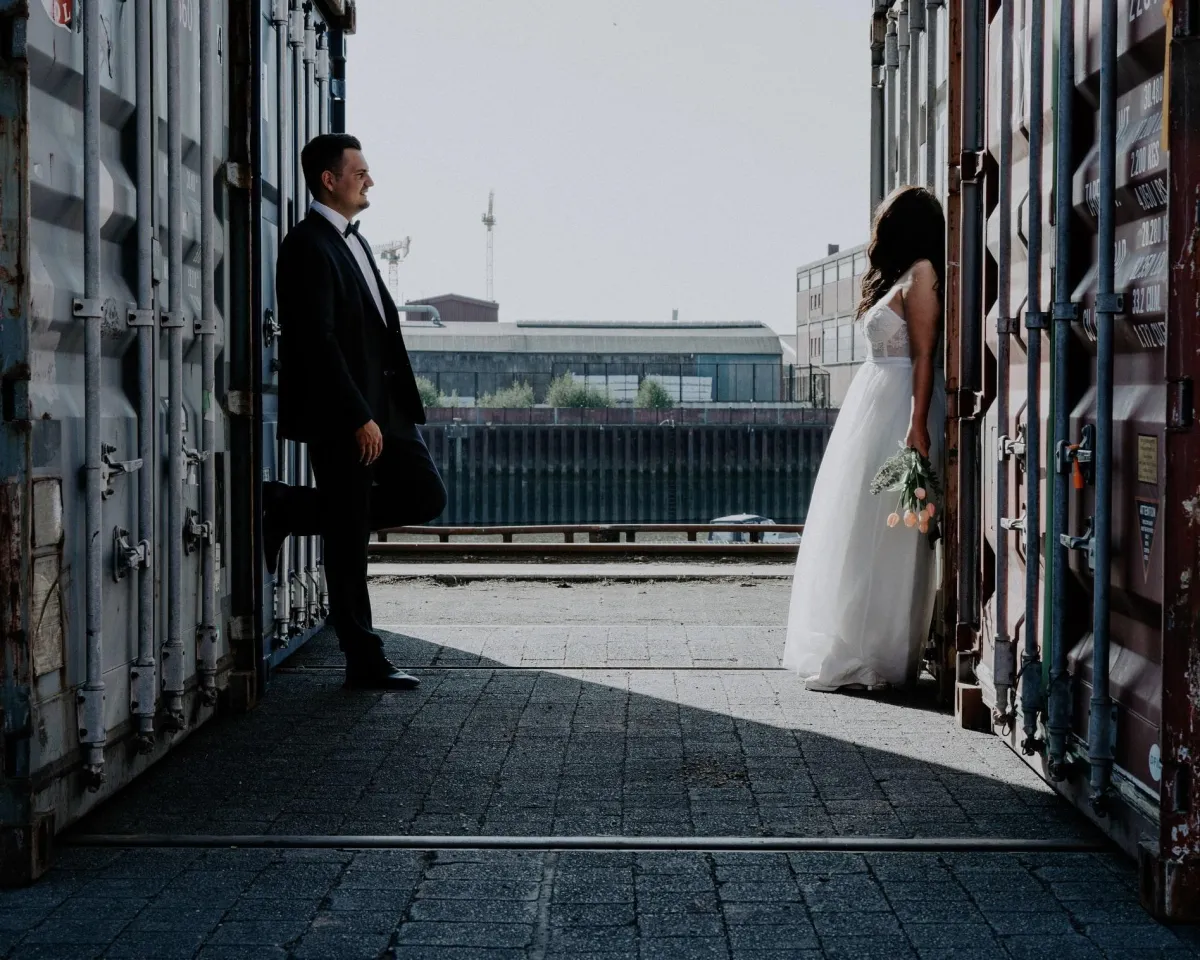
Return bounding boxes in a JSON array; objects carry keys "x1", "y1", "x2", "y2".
[
  {"x1": 344, "y1": 659, "x2": 421, "y2": 691},
  {"x1": 262, "y1": 481, "x2": 288, "y2": 576}
]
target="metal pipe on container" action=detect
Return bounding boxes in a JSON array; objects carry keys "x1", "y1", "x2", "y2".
[
  {"x1": 870, "y1": 10, "x2": 888, "y2": 216},
  {"x1": 1088, "y1": 0, "x2": 1118, "y2": 811},
  {"x1": 198, "y1": 0, "x2": 218, "y2": 701},
  {"x1": 302, "y1": 8, "x2": 318, "y2": 625},
  {"x1": 79, "y1": 0, "x2": 106, "y2": 784},
  {"x1": 289, "y1": 1, "x2": 309, "y2": 631},
  {"x1": 925, "y1": 0, "x2": 943, "y2": 190},
  {"x1": 886, "y1": 11, "x2": 899, "y2": 192},
  {"x1": 317, "y1": 30, "x2": 330, "y2": 136},
  {"x1": 163, "y1": 0, "x2": 186, "y2": 725},
  {"x1": 908, "y1": 0, "x2": 923, "y2": 183},
  {"x1": 958, "y1": 0, "x2": 986, "y2": 635},
  {"x1": 272, "y1": 0, "x2": 292, "y2": 642},
  {"x1": 898, "y1": 2, "x2": 911, "y2": 186},
  {"x1": 1019, "y1": 0, "x2": 1047, "y2": 755},
  {"x1": 1047, "y1": 0, "x2": 1076, "y2": 780},
  {"x1": 993, "y1": 0, "x2": 1016, "y2": 721},
  {"x1": 132, "y1": 0, "x2": 157, "y2": 746}
]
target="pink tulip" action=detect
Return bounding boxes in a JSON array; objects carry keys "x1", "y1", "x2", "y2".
[
  {"x1": 887, "y1": 513, "x2": 900, "y2": 528},
  {"x1": 915, "y1": 487, "x2": 927, "y2": 500},
  {"x1": 925, "y1": 503, "x2": 936, "y2": 518},
  {"x1": 904, "y1": 511, "x2": 918, "y2": 528},
  {"x1": 918, "y1": 519, "x2": 930, "y2": 534}
]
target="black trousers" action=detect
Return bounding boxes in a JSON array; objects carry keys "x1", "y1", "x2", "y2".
[{"x1": 283, "y1": 422, "x2": 446, "y2": 668}]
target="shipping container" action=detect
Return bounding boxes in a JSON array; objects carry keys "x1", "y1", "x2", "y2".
[
  {"x1": 873, "y1": 0, "x2": 1200, "y2": 921},
  {"x1": 0, "y1": 0, "x2": 356, "y2": 886}
]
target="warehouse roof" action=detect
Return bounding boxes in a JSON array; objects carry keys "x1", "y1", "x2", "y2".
[{"x1": 400, "y1": 321, "x2": 785, "y2": 356}]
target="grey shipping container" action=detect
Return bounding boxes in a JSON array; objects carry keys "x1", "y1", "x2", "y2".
[{"x1": 0, "y1": 0, "x2": 356, "y2": 885}]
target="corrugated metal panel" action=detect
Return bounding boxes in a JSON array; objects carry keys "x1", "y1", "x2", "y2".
[
  {"x1": 419, "y1": 424, "x2": 830, "y2": 527},
  {"x1": 0, "y1": 0, "x2": 342, "y2": 882},
  {"x1": 936, "y1": 0, "x2": 1200, "y2": 920}
]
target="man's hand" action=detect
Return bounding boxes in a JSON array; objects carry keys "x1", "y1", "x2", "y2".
[{"x1": 356, "y1": 420, "x2": 383, "y2": 465}]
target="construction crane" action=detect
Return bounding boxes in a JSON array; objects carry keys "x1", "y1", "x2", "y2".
[
  {"x1": 372, "y1": 238, "x2": 411, "y2": 303},
  {"x1": 481, "y1": 190, "x2": 496, "y2": 302}
]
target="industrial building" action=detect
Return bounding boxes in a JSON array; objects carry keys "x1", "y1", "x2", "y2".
[
  {"x1": 796, "y1": 243, "x2": 869, "y2": 407},
  {"x1": 403, "y1": 319, "x2": 790, "y2": 405},
  {"x1": 405, "y1": 293, "x2": 499, "y2": 324}
]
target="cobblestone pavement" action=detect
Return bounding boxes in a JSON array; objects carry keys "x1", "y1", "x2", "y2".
[{"x1": 3, "y1": 581, "x2": 1197, "y2": 958}]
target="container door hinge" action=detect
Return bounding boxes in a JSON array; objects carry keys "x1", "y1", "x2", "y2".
[
  {"x1": 183, "y1": 508, "x2": 213, "y2": 554},
  {"x1": 1061, "y1": 516, "x2": 1096, "y2": 573},
  {"x1": 73, "y1": 296, "x2": 120, "y2": 327},
  {"x1": 999, "y1": 424, "x2": 1027, "y2": 463},
  {"x1": 229, "y1": 615, "x2": 256, "y2": 642},
  {"x1": 1055, "y1": 423, "x2": 1095, "y2": 487},
  {"x1": 112, "y1": 527, "x2": 150, "y2": 582},
  {"x1": 127, "y1": 308, "x2": 158, "y2": 329},
  {"x1": 1000, "y1": 512, "x2": 1027, "y2": 535},
  {"x1": 100, "y1": 443, "x2": 144, "y2": 499},
  {"x1": 222, "y1": 161, "x2": 251, "y2": 190},
  {"x1": 959, "y1": 150, "x2": 986, "y2": 182},
  {"x1": 225, "y1": 390, "x2": 253, "y2": 418},
  {"x1": 1168, "y1": 378, "x2": 1194, "y2": 431},
  {"x1": 263, "y1": 308, "x2": 281, "y2": 346},
  {"x1": 184, "y1": 446, "x2": 209, "y2": 486}
]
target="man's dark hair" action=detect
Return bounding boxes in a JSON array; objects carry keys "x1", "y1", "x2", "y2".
[{"x1": 301, "y1": 133, "x2": 362, "y2": 199}]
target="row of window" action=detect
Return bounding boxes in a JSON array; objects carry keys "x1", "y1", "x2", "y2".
[
  {"x1": 796, "y1": 252, "x2": 868, "y2": 293},
  {"x1": 806, "y1": 319, "x2": 868, "y2": 366}
]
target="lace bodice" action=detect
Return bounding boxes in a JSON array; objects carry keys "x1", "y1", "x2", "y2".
[{"x1": 861, "y1": 299, "x2": 911, "y2": 360}]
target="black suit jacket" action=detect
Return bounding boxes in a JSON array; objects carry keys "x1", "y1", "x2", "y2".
[{"x1": 276, "y1": 211, "x2": 425, "y2": 443}]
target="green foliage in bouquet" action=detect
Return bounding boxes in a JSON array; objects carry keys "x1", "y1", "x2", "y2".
[{"x1": 870, "y1": 443, "x2": 943, "y2": 533}]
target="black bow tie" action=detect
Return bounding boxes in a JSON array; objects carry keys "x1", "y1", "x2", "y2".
[{"x1": 343, "y1": 220, "x2": 361, "y2": 238}]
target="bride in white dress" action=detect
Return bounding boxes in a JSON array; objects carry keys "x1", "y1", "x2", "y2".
[{"x1": 783, "y1": 186, "x2": 947, "y2": 692}]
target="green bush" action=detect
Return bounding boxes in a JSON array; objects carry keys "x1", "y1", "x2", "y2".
[
  {"x1": 415, "y1": 376, "x2": 459, "y2": 407},
  {"x1": 635, "y1": 378, "x2": 675, "y2": 410},
  {"x1": 545, "y1": 373, "x2": 614, "y2": 408},
  {"x1": 416, "y1": 376, "x2": 442, "y2": 407},
  {"x1": 479, "y1": 381, "x2": 536, "y2": 408}
]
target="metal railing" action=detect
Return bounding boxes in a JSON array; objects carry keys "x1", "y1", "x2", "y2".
[
  {"x1": 368, "y1": 523, "x2": 805, "y2": 560},
  {"x1": 410, "y1": 364, "x2": 831, "y2": 407}
]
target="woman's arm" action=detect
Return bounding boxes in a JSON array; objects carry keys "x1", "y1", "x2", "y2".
[{"x1": 900, "y1": 260, "x2": 941, "y2": 457}]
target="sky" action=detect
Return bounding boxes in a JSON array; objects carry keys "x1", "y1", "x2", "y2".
[{"x1": 345, "y1": 1, "x2": 870, "y2": 336}]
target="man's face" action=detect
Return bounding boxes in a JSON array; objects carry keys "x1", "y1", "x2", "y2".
[{"x1": 323, "y1": 148, "x2": 373, "y2": 215}]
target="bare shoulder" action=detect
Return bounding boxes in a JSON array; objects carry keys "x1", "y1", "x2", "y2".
[{"x1": 903, "y1": 259, "x2": 938, "y2": 293}]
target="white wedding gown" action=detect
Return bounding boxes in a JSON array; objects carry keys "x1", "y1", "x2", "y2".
[{"x1": 782, "y1": 295, "x2": 945, "y2": 691}]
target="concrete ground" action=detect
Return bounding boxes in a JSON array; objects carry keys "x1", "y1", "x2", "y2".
[{"x1": 2, "y1": 578, "x2": 1196, "y2": 959}]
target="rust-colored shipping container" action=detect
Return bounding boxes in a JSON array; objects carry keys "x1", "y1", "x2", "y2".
[{"x1": 925, "y1": 0, "x2": 1200, "y2": 921}]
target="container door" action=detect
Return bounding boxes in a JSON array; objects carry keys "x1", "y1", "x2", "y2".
[{"x1": 259, "y1": 0, "x2": 334, "y2": 672}]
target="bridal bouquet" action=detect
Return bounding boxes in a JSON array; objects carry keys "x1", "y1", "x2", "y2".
[{"x1": 870, "y1": 443, "x2": 942, "y2": 535}]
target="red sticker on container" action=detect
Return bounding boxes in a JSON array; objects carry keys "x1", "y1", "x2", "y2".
[
  {"x1": 42, "y1": 0, "x2": 72, "y2": 28},
  {"x1": 1136, "y1": 498, "x2": 1158, "y2": 578}
]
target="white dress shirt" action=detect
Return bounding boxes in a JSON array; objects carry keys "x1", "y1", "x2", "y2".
[{"x1": 310, "y1": 201, "x2": 388, "y2": 326}]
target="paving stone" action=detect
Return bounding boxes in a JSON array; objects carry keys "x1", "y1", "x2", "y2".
[
  {"x1": 638, "y1": 937, "x2": 730, "y2": 960},
  {"x1": 103, "y1": 929, "x2": 209, "y2": 958},
  {"x1": 549, "y1": 903, "x2": 636, "y2": 927},
  {"x1": 205, "y1": 920, "x2": 310, "y2": 946},
  {"x1": 408, "y1": 897, "x2": 539, "y2": 924},
  {"x1": 726, "y1": 923, "x2": 819, "y2": 950},
  {"x1": 549, "y1": 925, "x2": 638, "y2": 951},
  {"x1": 1002, "y1": 935, "x2": 1106, "y2": 959},
  {"x1": 639, "y1": 913, "x2": 727, "y2": 938},
  {"x1": 396, "y1": 922, "x2": 534, "y2": 948},
  {"x1": 290, "y1": 932, "x2": 395, "y2": 959}
]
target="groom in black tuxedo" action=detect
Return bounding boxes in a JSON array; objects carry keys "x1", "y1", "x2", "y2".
[{"x1": 264, "y1": 133, "x2": 446, "y2": 690}]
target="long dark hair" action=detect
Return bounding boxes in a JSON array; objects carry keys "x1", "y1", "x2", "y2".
[{"x1": 856, "y1": 186, "x2": 946, "y2": 320}]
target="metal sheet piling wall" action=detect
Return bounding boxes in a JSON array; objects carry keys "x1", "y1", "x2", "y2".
[{"x1": 420, "y1": 423, "x2": 831, "y2": 527}]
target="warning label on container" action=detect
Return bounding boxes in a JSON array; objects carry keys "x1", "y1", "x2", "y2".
[
  {"x1": 42, "y1": 0, "x2": 72, "y2": 28},
  {"x1": 1136, "y1": 498, "x2": 1158, "y2": 577},
  {"x1": 1137, "y1": 434, "x2": 1159, "y2": 484}
]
